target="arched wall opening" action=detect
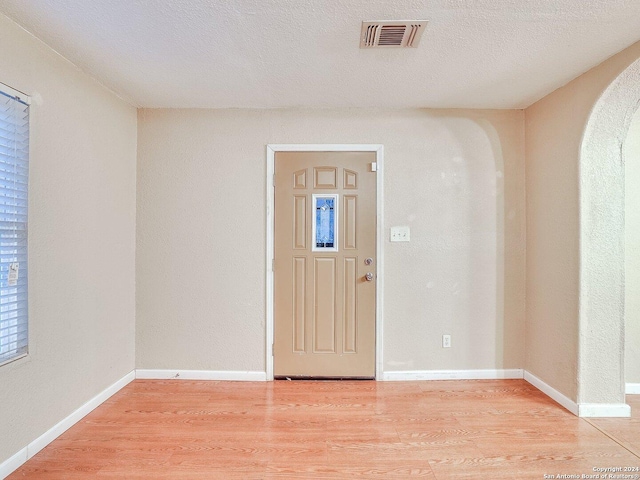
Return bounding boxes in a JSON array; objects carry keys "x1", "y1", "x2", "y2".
[
  {"x1": 624, "y1": 107, "x2": 640, "y2": 391},
  {"x1": 579, "y1": 56, "x2": 640, "y2": 410}
]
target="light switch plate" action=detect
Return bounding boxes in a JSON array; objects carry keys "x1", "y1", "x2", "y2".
[{"x1": 390, "y1": 226, "x2": 410, "y2": 242}]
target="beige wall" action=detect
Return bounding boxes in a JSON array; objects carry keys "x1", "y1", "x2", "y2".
[
  {"x1": 626, "y1": 108, "x2": 640, "y2": 385},
  {"x1": 136, "y1": 108, "x2": 526, "y2": 373},
  {"x1": 0, "y1": 13, "x2": 137, "y2": 465},
  {"x1": 0, "y1": 6, "x2": 637, "y2": 470},
  {"x1": 525, "y1": 95, "x2": 581, "y2": 400},
  {"x1": 525, "y1": 41, "x2": 640, "y2": 402}
]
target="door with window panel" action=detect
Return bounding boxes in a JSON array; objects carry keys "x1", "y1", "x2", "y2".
[{"x1": 274, "y1": 151, "x2": 376, "y2": 378}]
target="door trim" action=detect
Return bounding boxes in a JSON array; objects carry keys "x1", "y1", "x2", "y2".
[{"x1": 266, "y1": 144, "x2": 384, "y2": 381}]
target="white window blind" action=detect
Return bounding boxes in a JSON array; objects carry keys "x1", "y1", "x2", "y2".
[{"x1": 0, "y1": 86, "x2": 29, "y2": 365}]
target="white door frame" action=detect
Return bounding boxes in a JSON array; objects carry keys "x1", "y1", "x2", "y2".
[{"x1": 266, "y1": 144, "x2": 384, "y2": 380}]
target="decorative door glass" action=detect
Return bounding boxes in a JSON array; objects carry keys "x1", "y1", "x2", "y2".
[{"x1": 312, "y1": 194, "x2": 338, "y2": 251}]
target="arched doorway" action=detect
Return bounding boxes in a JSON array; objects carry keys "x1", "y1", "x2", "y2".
[
  {"x1": 624, "y1": 107, "x2": 640, "y2": 393},
  {"x1": 579, "y1": 57, "x2": 640, "y2": 412}
]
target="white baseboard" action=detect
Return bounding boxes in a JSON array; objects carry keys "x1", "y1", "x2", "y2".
[
  {"x1": 382, "y1": 369, "x2": 524, "y2": 381},
  {"x1": 524, "y1": 371, "x2": 632, "y2": 417},
  {"x1": 578, "y1": 403, "x2": 631, "y2": 417},
  {"x1": 0, "y1": 449, "x2": 27, "y2": 480},
  {"x1": 0, "y1": 370, "x2": 135, "y2": 480},
  {"x1": 135, "y1": 369, "x2": 267, "y2": 381},
  {"x1": 626, "y1": 383, "x2": 640, "y2": 394},
  {"x1": 523, "y1": 370, "x2": 579, "y2": 416}
]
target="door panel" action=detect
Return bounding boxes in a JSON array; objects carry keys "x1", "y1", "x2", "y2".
[
  {"x1": 293, "y1": 256, "x2": 306, "y2": 352},
  {"x1": 274, "y1": 151, "x2": 376, "y2": 378},
  {"x1": 343, "y1": 257, "x2": 358, "y2": 353},
  {"x1": 314, "y1": 257, "x2": 337, "y2": 353},
  {"x1": 344, "y1": 195, "x2": 357, "y2": 249},
  {"x1": 293, "y1": 196, "x2": 307, "y2": 249}
]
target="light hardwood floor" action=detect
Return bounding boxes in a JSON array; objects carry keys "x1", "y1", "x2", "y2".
[{"x1": 8, "y1": 380, "x2": 640, "y2": 479}]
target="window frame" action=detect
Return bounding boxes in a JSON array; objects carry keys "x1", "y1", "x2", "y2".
[{"x1": 0, "y1": 81, "x2": 30, "y2": 367}]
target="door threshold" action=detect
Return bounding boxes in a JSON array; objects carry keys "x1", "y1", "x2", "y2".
[{"x1": 274, "y1": 376, "x2": 375, "y2": 381}]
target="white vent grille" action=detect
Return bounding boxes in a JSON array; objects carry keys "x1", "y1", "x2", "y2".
[{"x1": 360, "y1": 21, "x2": 428, "y2": 48}]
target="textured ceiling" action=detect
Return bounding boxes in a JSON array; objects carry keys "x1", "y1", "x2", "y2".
[{"x1": 1, "y1": 0, "x2": 640, "y2": 109}]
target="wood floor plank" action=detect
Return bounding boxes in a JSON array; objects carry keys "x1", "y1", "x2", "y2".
[
  {"x1": 587, "y1": 395, "x2": 640, "y2": 458},
  {"x1": 7, "y1": 380, "x2": 640, "y2": 479}
]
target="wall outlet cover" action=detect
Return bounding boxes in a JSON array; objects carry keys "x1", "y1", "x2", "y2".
[{"x1": 390, "y1": 226, "x2": 410, "y2": 242}]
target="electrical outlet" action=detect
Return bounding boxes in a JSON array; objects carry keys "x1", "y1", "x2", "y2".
[{"x1": 442, "y1": 334, "x2": 451, "y2": 348}]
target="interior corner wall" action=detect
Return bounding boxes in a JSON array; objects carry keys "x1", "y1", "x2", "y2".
[
  {"x1": 0, "y1": 13, "x2": 137, "y2": 465},
  {"x1": 136, "y1": 108, "x2": 526, "y2": 375},
  {"x1": 525, "y1": 40, "x2": 640, "y2": 403},
  {"x1": 625, "y1": 108, "x2": 640, "y2": 385}
]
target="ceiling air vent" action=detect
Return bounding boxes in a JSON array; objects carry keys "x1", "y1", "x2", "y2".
[{"x1": 360, "y1": 21, "x2": 428, "y2": 48}]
